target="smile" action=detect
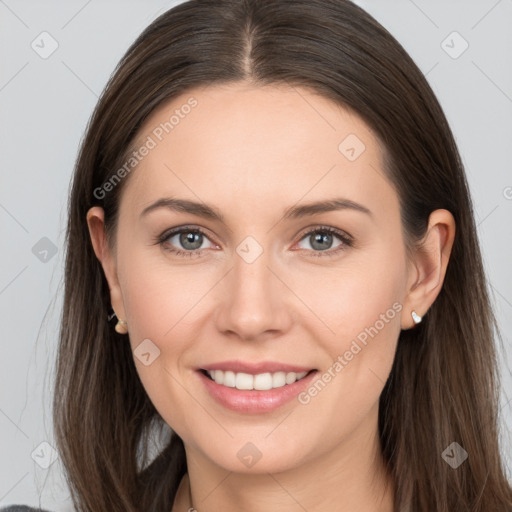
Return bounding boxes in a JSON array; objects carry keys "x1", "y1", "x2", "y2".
[
  {"x1": 202, "y1": 369, "x2": 311, "y2": 390},
  {"x1": 196, "y1": 366, "x2": 319, "y2": 414}
]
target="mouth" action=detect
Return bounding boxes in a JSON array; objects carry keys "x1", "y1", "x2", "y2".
[
  {"x1": 199, "y1": 368, "x2": 317, "y2": 391},
  {"x1": 196, "y1": 366, "x2": 319, "y2": 414}
]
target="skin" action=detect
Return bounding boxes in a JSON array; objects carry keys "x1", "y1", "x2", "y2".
[{"x1": 87, "y1": 82, "x2": 455, "y2": 512}]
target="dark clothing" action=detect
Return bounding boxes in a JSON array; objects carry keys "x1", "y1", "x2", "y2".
[{"x1": 0, "y1": 507, "x2": 50, "y2": 511}]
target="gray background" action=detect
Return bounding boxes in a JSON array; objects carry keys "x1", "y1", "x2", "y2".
[{"x1": 1, "y1": 0, "x2": 511, "y2": 509}]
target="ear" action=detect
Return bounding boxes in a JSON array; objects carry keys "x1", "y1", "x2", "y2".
[
  {"x1": 401, "y1": 209, "x2": 456, "y2": 330},
  {"x1": 86, "y1": 206, "x2": 127, "y2": 322}
]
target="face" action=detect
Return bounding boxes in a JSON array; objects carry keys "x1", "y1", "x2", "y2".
[{"x1": 93, "y1": 82, "x2": 416, "y2": 475}]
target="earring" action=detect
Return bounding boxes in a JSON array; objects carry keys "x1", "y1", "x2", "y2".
[
  {"x1": 411, "y1": 310, "x2": 422, "y2": 325},
  {"x1": 108, "y1": 308, "x2": 128, "y2": 334},
  {"x1": 115, "y1": 318, "x2": 128, "y2": 334}
]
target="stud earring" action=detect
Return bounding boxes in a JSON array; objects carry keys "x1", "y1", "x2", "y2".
[
  {"x1": 115, "y1": 318, "x2": 128, "y2": 334},
  {"x1": 411, "y1": 310, "x2": 422, "y2": 325},
  {"x1": 108, "y1": 308, "x2": 128, "y2": 334}
]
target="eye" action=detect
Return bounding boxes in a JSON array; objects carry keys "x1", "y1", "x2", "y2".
[
  {"x1": 157, "y1": 226, "x2": 216, "y2": 258},
  {"x1": 294, "y1": 226, "x2": 353, "y2": 258},
  {"x1": 155, "y1": 224, "x2": 353, "y2": 259}
]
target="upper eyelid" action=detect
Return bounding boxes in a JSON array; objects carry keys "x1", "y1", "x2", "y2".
[
  {"x1": 161, "y1": 225, "x2": 217, "y2": 246},
  {"x1": 296, "y1": 225, "x2": 352, "y2": 240}
]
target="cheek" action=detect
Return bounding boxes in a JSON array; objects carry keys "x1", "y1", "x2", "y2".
[
  {"x1": 118, "y1": 245, "x2": 222, "y2": 366},
  {"x1": 298, "y1": 244, "x2": 405, "y2": 342},
  {"x1": 293, "y1": 245, "x2": 406, "y2": 400},
  {"x1": 117, "y1": 250, "x2": 216, "y2": 432}
]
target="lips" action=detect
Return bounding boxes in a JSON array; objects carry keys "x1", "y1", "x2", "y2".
[
  {"x1": 198, "y1": 360, "x2": 315, "y2": 374},
  {"x1": 195, "y1": 360, "x2": 318, "y2": 413}
]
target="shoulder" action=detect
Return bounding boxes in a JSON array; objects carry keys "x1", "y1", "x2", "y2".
[{"x1": 0, "y1": 507, "x2": 51, "y2": 512}]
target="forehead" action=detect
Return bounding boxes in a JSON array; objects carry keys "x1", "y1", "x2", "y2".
[{"x1": 121, "y1": 83, "x2": 398, "y2": 223}]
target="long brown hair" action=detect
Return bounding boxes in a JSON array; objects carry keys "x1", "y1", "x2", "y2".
[{"x1": 53, "y1": 1, "x2": 512, "y2": 510}]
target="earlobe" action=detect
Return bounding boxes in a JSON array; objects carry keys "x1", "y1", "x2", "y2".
[
  {"x1": 401, "y1": 209, "x2": 456, "y2": 330},
  {"x1": 86, "y1": 207, "x2": 128, "y2": 326}
]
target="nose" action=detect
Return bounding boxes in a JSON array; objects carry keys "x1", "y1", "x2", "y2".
[{"x1": 214, "y1": 248, "x2": 295, "y2": 342}]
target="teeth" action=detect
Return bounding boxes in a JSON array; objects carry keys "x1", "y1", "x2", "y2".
[{"x1": 205, "y1": 370, "x2": 309, "y2": 390}]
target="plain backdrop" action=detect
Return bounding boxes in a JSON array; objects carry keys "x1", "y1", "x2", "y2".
[{"x1": 1, "y1": 0, "x2": 511, "y2": 509}]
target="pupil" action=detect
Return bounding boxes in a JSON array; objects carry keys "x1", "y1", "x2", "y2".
[
  {"x1": 181, "y1": 231, "x2": 202, "y2": 250},
  {"x1": 312, "y1": 232, "x2": 332, "y2": 250}
]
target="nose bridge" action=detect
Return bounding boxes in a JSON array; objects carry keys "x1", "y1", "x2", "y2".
[
  {"x1": 233, "y1": 244, "x2": 272, "y2": 300},
  {"x1": 215, "y1": 237, "x2": 293, "y2": 340}
]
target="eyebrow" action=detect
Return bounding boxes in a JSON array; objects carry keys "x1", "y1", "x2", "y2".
[{"x1": 139, "y1": 197, "x2": 373, "y2": 222}]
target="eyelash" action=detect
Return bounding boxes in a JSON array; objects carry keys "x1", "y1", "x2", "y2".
[{"x1": 155, "y1": 225, "x2": 354, "y2": 259}]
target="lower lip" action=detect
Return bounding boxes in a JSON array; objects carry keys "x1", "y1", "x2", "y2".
[{"x1": 196, "y1": 370, "x2": 318, "y2": 414}]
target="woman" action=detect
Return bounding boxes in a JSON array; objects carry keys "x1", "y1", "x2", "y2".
[{"x1": 4, "y1": 0, "x2": 511, "y2": 511}]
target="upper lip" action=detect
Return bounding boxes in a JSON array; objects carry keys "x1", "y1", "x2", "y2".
[{"x1": 198, "y1": 360, "x2": 316, "y2": 375}]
